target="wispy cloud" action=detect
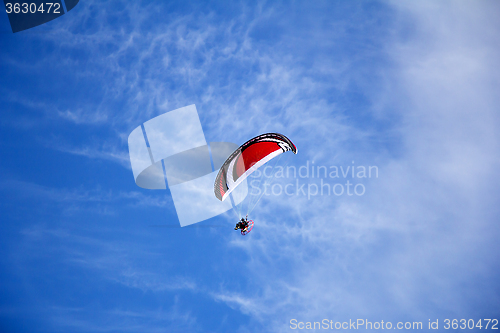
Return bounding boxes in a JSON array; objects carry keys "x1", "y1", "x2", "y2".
[
  {"x1": 56, "y1": 108, "x2": 109, "y2": 124},
  {"x1": 47, "y1": 301, "x2": 200, "y2": 333},
  {"x1": 0, "y1": 179, "x2": 171, "y2": 212},
  {"x1": 52, "y1": 142, "x2": 132, "y2": 168}
]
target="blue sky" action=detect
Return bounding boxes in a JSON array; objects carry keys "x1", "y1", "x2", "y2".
[{"x1": 1, "y1": 0, "x2": 500, "y2": 332}]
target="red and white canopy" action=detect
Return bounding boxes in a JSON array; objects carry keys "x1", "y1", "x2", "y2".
[{"x1": 214, "y1": 133, "x2": 297, "y2": 202}]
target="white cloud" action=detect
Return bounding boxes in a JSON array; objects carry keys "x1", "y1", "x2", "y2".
[{"x1": 205, "y1": 1, "x2": 500, "y2": 330}]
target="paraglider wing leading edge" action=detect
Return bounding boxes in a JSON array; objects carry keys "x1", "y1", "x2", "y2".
[{"x1": 214, "y1": 133, "x2": 297, "y2": 202}]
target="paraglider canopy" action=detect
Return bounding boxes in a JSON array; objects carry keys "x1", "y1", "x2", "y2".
[{"x1": 214, "y1": 133, "x2": 297, "y2": 202}]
